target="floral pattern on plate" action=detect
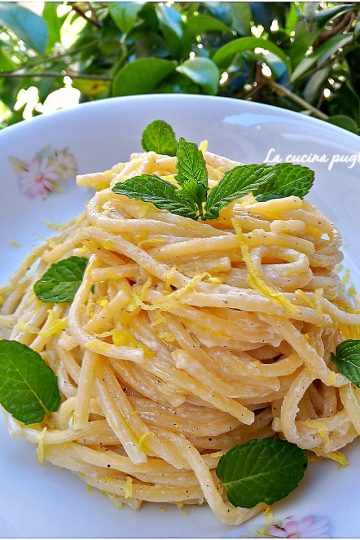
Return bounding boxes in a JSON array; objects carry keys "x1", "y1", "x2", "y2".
[
  {"x1": 256, "y1": 515, "x2": 330, "y2": 538},
  {"x1": 8, "y1": 146, "x2": 78, "y2": 199}
]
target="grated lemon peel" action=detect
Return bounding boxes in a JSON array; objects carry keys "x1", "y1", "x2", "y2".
[
  {"x1": 36, "y1": 427, "x2": 48, "y2": 464},
  {"x1": 164, "y1": 266, "x2": 177, "y2": 291},
  {"x1": 112, "y1": 329, "x2": 154, "y2": 359},
  {"x1": 39, "y1": 311, "x2": 68, "y2": 340},
  {"x1": 232, "y1": 219, "x2": 298, "y2": 314},
  {"x1": 124, "y1": 476, "x2": 133, "y2": 499},
  {"x1": 306, "y1": 420, "x2": 330, "y2": 447},
  {"x1": 316, "y1": 450, "x2": 349, "y2": 467},
  {"x1": 137, "y1": 431, "x2": 155, "y2": 453},
  {"x1": 199, "y1": 140, "x2": 208, "y2": 154}
]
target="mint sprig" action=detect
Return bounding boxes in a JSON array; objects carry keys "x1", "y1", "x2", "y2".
[
  {"x1": 34, "y1": 256, "x2": 88, "y2": 304},
  {"x1": 112, "y1": 174, "x2": 197, "y2": 218},
  {"x1": 205, "y1": 163, "x2": 314, "y2": 219},
  {"x1": 176, "y1": 137, "x2": 208, "y2": 188},
  {"x1": 113, "y1": 121, "x2": 315, "y2": 221},
  {"x1": 331, "y1": 339, "x2": 360, "y2": 387},
  {"x1": 141, "y1": 119, "x2": 177, "y2": 156},
  {"x1": 0, "y1": 340, "x2": 61, "y2": 424},
  {"x1": 205, "y1": 164, "x2": 272, "y2": 219},
  {"x1": 216, "y1": 438, "x2": 308, "y2": 508}
]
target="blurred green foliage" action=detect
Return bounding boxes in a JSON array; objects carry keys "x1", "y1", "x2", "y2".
[{"x1": 0, "y1": 2, "x2": 359, "y2": 133}]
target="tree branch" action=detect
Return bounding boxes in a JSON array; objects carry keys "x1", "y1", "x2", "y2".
[
  {"x1": 72, "y1": 3, "x2": 101, "y2": 28},
  {"x1": 263, "y1": 78, "x2": 329, "y2": 120},
  {"x1": 0, "y1": 71, "x2": 112, "y2": 81}
]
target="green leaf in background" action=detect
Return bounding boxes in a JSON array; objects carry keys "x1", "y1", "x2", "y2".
[
  {"x1": 141, "y1": 119, "x2": 178, "y2": 156},
  {"x1": 213, "y1": 36, "x2": 291, "y2": 74},
  {"x1": 177, "y1": 57, "x2": 219, "y2": 95},
  {"x1": 0, "y1": 3, "x2": 48, "y2": 54},
  {"x1": 72, "y1": 78, "x2": 110, "y2": 97},
  {"x1": 34, "y1": 256, "x2": 88, "y2": 304},
  {"x1": 328, "y1": 80, "x2": 360, "y2": 124},
  {"x1": 157, "y1": 72, "x2": 200, "y2": 94},
  {"x1": 228, "y1": 2, "x2": 251, "y2": 35},
  {"x1": 216, "y1": 438, "x2": 308, "y2": 508},
  {"x1": 187, "y1": 14, "x2": 233, "y2": 36},
  {"x1": 156, "y1": 4, "x2": 190, "y2": 59},
  {"x1": 112, "y1": 175, "x2": 197, "y2": 218},
  {"x1": 109, "y1": 2, "x2": 142, "y2": 35},
  {"x1": 327, "y1": 115, "x2": 359, "y2": 134},
  {"x1": 0, "y1": 48, "x2": 17, "y2": 72},
  {"x1": 112, "y1": 58, "x2": 176, "y2": 96},
  {"x1": 303, "y1": 65, "x2": 331, "y2": 103},
  {"x1": 176, "y1": 136, "x2": 208, "y2": 189},
  {"x1": 291, "y1": 34, "x2": 353, "y2": 82},
  {"x1": 331, "y1": 340, "x2": 360, "y2": 387},
  {"x1": 0, "y1": 340, "x2": 61, "y2": 424},
  {"x1": 313, "y1": 3, "x2": 355, "y2": 26},
  {"x1": 42, "y1": 2, "x2": 65, "y2": 52},
  {"x1": 328, "y1": 114, "x2": 359, "y2": 133}
]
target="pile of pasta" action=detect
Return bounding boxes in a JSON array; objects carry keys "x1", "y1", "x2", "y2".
[{"x1": 1, "y1": 148, "x2": 360, "y2": 525}]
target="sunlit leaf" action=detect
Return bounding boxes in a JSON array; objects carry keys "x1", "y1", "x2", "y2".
[
  {"x1": 0, "y1": 48, "x2": 17, "y2": 72},
  {"x1": 187, "y1": 14, "x2": 232, "y2": 36},
  {"x1": 109, "y1": 2, "x2": 142, "y2": 35},
  {"x1": 156, "y1": 4, "x2": 190, "y2": 59},
  {"x1": 43, "y1": 2, "x2": 66, "y2": 52},
  {"x1": 112, "y1": 58, "x2": 176, "y2": 96},
  {"x1": 228, "y1": 3, "x2": 251, "y2": 35},
  {"x1": 72, "y1": 78, "x2": 110, "y2": 97},
  {"x1": 0, "y1": 3, "x2": 48, "y2": 53},
  {"x1": 213, "y1": 36, "x2": 291, "y2": 74},
  {"x1": 291, "y1": 34, "x2": 353, "y2": 82},
  {"x1": 177, "y1": 57, "x2": 219, "y2": 95}
]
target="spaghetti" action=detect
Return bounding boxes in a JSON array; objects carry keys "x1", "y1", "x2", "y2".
[{"x1": 1, "y1": 146, "x2": 360, "y2": 525}]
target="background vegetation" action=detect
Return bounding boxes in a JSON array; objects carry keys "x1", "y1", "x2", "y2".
[{"x1": 0, "y1": 2, "x2": 359, "y2": 133}]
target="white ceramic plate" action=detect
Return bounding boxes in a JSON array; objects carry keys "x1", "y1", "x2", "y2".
[{"x1": 0, "y1": 95, "x2": 359, "y2": 538}]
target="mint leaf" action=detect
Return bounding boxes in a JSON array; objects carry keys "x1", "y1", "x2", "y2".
[
  {"x1": 0, "y1": 340, "x2": 61, "y2": 424},
  {"x1": 176, "y1": 137, "x2": 208, "y2": 189},
  {"x1": 205, "y1": 164, "x2": 273, "y2": 219},
  {"x1": 141, "y1": 119, "x2": 177, "y2": 156},
  {"x1": 258, "y1": 163, "x2": 314, "y2": 200},
  {"x1": 331, "y1": 340, "x2": 360, "y2": 387},
  {"x1": 34, "y1": 256, "x2": 88, "y2": 304},
  {"x1": 205, "y1": 163, "x2": 314, "y2": 219},
  {"x1": 256, "y1": 193, "x2": 284, "y2": 202},
  {"x1": 178, "y1": 179, "x2": 207, "y2": 206},
  {"x1": 216, "y1": 438, "x2": 308, "y2": 508},
  {"x1": 112, "y1": 175, "x2": 197, "y2": 218}
]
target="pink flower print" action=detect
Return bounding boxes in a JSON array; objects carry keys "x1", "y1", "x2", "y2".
[
  {"x1": 18, "y1": 156, "x2": 59, "y2": 199},
  {"x1": 9, "y1": 146, "x2": 78, "y2": 200},
  {"x1": 267, "y1": 515, "x2": 330, "y2": 538},
  {"x1": 52, "y1": 148, "x2": 78, "y2": 182}
]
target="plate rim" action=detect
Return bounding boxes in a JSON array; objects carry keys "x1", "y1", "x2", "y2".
[{"x1": 1, "y1": 93, "x2": 359, "y2": 145}]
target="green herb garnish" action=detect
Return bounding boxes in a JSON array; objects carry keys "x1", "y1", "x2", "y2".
[
  {"x1": 216, "y1": 438, "x2": 308, "y2": 508},
  {"x1": 141, "y1": 119, "x2": 177, "y2": 156},
  {"x1": 113, "y1": 120, "x2": 315, "y2": 221},
  {"x1": 112, "y1": 174, "x2": 197, "y2": 219},
  {"x1": 331, "y1": 339, "x2": 360, "y2": 387},
  {"x1": 34, "y1": 256, "x2": 88, "y2": 304},
  {"x1": 0, "y1": 340, "x2": 61, "y2": 424}
]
